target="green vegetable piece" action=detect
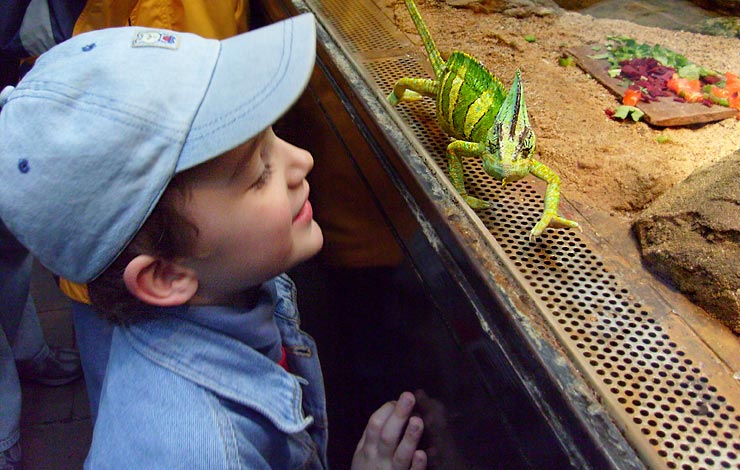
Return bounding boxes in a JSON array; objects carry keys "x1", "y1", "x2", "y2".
[
  {"x1": 524, "y1": 35, "x2": 536, "y2": 43},
  {"x1": 708, "y1": 93, "x2": 730, "y2": 107},
  {"x1": 655, "y1": 135, "x2": 671, "y2": 144},
  {"x1": 613, "y1": 105, "x2": 644, "y2": 121},
  {"x1": 679, "y1": 64, "x2": 701, "y2": 81},
  {"x1": 559, "y1": 56, "x2": 575, "y2": 67}
]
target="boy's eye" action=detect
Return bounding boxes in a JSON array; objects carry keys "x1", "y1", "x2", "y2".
[{"x1": 252, "y1": 163, "x2": 272, "y2": 189}]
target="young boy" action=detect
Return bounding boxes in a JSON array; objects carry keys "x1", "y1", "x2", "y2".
[{"x1": 0, "y1": 15, "x2": 427, "y2": 469}]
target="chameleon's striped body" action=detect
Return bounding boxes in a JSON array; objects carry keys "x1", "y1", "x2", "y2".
[
  {"x1": 436, "y1": 53, "x2": 506, "y2": 142},
  {"x1": 388, "y1": 0, "x2": 579, "y2": 239}
]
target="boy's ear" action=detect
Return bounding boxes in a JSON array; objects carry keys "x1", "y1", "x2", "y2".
[{"x1": 123, "y1": 255, "x2": 198, "y2": 307}]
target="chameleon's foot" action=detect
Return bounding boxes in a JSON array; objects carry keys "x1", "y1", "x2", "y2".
[
  {"x1": 549, "y1": 216, "x2": 580, "y2": 230},
  {"x1": 387, "y1": 90, "x2": 423, "y2": 106},
  {"x1": 462, "y1": 195, "x2": 492, "y2": 210},
  {"x1": 529, "y1": 215, "x2": 580, "y2": 241}
]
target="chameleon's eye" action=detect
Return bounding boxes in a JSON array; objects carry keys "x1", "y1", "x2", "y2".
[
  {"x1": 519, "y1": 127, "x2": 534, "y2": 159},
  {"x1": 522, "y1": 141, "x2": 534, "y2": 159}
]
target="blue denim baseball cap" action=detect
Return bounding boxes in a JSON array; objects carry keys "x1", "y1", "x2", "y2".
[{"x1": 0, "y1": 14, "x2": 316, "y2": 283}]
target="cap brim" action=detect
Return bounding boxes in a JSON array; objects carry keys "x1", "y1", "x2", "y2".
[{"x1": 177, "y1": 13, "x2": 316, "y2": 172}]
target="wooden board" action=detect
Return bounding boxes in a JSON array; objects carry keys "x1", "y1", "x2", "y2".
[{"x1": 566, "y1": 45, "x2": 737, "y2": 127}]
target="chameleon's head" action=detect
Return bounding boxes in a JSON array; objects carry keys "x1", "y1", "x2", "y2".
[{"x1": 484, "y1": 70, "x2": 536, "y2": 183}]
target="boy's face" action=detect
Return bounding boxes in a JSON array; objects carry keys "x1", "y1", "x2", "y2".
[{"x1": 181, "y1": 127, "x2": 323, "y2": 305}]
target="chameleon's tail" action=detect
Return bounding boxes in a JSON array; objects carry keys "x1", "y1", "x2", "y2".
[{"x1": 403, "y1": 0, "x2": 445, "y2": 79}]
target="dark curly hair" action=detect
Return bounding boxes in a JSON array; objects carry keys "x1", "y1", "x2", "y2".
[{"x1": 88, "y1": 171, "x2": 199, "y2": 324}]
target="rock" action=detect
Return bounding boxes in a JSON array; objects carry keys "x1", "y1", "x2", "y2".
[
  {"x1": 633, "y1": 150, "x2": 740, "y2": 334},
  {"x1": 445, "y1": 0, "x2": 562, "y2": 17},
  {"x1": 689, "y1": 17, "x2": 740, "y2": 38},
  {"x1": 550, "y1": 0, "x2": 601, "y2": 9},
  {"x1": 689, "y1": 0, "x2": 740, "y2": 15}
]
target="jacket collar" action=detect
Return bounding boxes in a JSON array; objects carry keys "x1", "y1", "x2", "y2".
[{"x1": 120, "y1": 278, "x2": 313, "y2": 433}]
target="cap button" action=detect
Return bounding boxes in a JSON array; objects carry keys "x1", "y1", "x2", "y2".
[
  {"x1": 18, "y1": 158, "x2": 30, "y2": 174},
  {"x1": 0, "y1": 86, "x2": 14, "y2": 108}
]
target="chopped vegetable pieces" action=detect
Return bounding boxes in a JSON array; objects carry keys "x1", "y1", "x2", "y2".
[
  {"x1": 592, "y1": 36, "x2": 740, "y2": 119},
  {"x1": 667, "y1": 74, "x2": 707, "y2": 103},
  {"x1": 622, "y1": 88, "x2": 642, "y2": 106}
]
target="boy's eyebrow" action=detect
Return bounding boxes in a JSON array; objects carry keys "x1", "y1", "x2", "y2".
[{"x1": 229, "y1": 137, "x2": 260, "y2": 182}]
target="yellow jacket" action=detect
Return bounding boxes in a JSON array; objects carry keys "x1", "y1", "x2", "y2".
[{"x1": 73, "y1": 0, "x2": 247, "y2": 39}]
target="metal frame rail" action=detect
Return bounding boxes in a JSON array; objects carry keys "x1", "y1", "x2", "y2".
[{"x1": 256, "y1": 1, "x2": 740, "y2": 468}]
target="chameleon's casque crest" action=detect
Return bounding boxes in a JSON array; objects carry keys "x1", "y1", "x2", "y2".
[{"x1": 488, "y1": 70, "x2": 535, "y2": 183}]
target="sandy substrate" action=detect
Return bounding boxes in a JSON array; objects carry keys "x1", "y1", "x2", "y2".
[{"x1": 385, "y1": 0, "x2": 740, "y2": 221}]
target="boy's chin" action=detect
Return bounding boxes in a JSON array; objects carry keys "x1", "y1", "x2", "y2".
[{"x1": 295, "y1": 224, "x2": 324, "y2": 265}]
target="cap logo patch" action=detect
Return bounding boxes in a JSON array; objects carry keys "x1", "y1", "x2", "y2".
[{"x1": 132, "y1": 31, "x2": 179, "y2": 50}]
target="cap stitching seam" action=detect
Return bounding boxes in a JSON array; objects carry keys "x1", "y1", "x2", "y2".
[
  {"x1": 187, "y1": 22, "x2": 293, "y2": 142},
  {"x1": 14, "y1": 82, "x2": 189, "y2": 141}
]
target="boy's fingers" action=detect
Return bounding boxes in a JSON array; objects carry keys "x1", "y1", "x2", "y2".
[
  {"x1": 378, "y1": 392, "x2": 416, "y2": 456},
  {"x1": 354, "y1": 429, "x2": 367, "y2": 453},
  {"x1": 391, "y1": 416, "x2": 424, "y2": 470},
  {"x1": 410, "y1": 450, "x2": 428, "y2": 470},
  {"x1": 363, "y1": 400, "x2": 397, "y2": 447}
]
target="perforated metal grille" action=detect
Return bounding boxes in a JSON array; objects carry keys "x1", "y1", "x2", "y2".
[
  {"x1": 364, "y1": 55, "x2": 740, "y2": 470},
  {"x1": 307, "y1": 0, "x2": 404, "y2": 54},
  {"x1": 306, "y1": 0, "x2": 740, "y2": 467}
]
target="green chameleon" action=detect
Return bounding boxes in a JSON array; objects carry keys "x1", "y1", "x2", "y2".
[{"x1": 388, "y1": 0, "x2": 579, "y2": 240}]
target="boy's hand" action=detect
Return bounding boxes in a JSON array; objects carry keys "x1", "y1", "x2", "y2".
[{"x1": 351, "y1": 391, "x2": 427, "y2": 470}]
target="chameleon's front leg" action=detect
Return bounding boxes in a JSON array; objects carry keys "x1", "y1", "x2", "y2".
[
  {"x1": 529, "y1": 160, "x2": 580, "y2": 240},
  {"x1": 447, "y1": 140, "x2": 491, "y2": 209},
  {"x1": 387, "y1": 77, "x2": 438, "y2": 106}
]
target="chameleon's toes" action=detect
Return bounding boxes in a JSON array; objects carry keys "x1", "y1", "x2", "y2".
[
  {"x1": 401, "y1": 91, "x2": 423, "y2": 102},
  {"x1": 529, "y1": 216, "x2": 580, "y2": 241},
  {"x1": 529, "y1": 222, "x2": 547, "y2": 242},
  {"x1": 463, "y1": 195, "x2": 492, "y2": 210},
  {"x1": 388, "y1": 90, "x2": 423, "y2": 106},
  {"x1": 550, "y1": 215, "x2": 580, "y2": 230}
]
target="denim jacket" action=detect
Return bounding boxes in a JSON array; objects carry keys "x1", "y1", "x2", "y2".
[{"x1": 85, "y1": 274, "x2": 328, "y2": 469}]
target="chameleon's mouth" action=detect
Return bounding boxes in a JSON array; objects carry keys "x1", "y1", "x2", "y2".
[
  {"x1": 499, "y1": 165, "x2": 527, "y2": 183},
  {"x1": 499, "y1": 164, "x2": 521, "y2": 181}
]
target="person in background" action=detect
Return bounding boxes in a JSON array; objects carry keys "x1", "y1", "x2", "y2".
[
  {"x1": 0, "y1": 15, "x2": 427, "y2": 469},
  {"x1": 1, "y1": 220, "x2": 82, "y2": 470},
  {"x1": 1, "y1": 9, "x2": 85, "y2": 468}
]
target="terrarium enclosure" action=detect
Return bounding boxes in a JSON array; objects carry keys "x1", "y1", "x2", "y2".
[
  {"x1": 384, "y1": 0, "x2": 740, "y2": 333},
  {"x1": 257, "y1": 0, "x2": 740, "y2": 468},
  {"x1": 256, "y1": 0, "x2": 740, "y2": 468}
]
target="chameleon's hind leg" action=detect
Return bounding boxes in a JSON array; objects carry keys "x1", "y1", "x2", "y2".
[
  {"x1": 446, "y1": 140, "x2": 491, "y2": 209},
  {"x1": 529, "y1": 160, "x2": 580, "y2": 240},
  {"x1": 388, "y1": 77, "x2": 438, "y2": 106}
]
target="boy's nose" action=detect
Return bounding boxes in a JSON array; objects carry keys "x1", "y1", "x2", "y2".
[
  {"x1": 298, "y1": 147, "x2": 314, "y2": 172},
  {"x1": 287, "y1": 145, "x2": 314, "y2": 185}
]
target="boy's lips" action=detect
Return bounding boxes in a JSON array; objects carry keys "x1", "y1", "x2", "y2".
[{"x1": 293, "y1": 199, "x2": 313, "y2": 224}]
